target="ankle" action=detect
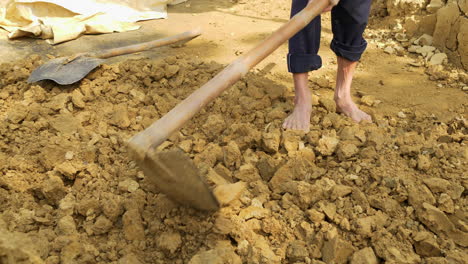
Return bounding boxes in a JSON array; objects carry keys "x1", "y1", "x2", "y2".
[
  {"x1": 294, "y1": 89, "x2": 311, "y2": 103},
  {"x1": 334, "y1": 96, "x2": 355, "y2": 109},
  {"x1": 294, "y1": 97, "x2": 312, "y2": 107},
  {"x1": 293, "y1": 96, "x2": 312, "y2": 110},
  {"x1": 334, "y1": 94, "x2": 351, "y2": 103}
]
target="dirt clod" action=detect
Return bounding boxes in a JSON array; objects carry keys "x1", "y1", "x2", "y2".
[
  {"x1": 350, "y1": 247, "x2": 378, "y2": 264},
  {"x1": 0, "y1": 53, "x2": 466, "y2": 263},
  {"x1": 157, "y1": 231, "x2": 182, "y2": 254}
]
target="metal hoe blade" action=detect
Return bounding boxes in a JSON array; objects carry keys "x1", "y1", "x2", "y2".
[
  {"x1": 28, "y1": 57, "x2": 105, "y2": 85},
  {"x1": 141, "y1": 149, "x2": 220, "y2": 211}
]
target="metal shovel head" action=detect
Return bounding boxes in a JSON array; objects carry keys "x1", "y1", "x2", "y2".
[
  {"x1": 141, "y1": 148, "x2": 220, "y2": 211},
  {"x1": 28, "y1": 57, "x2": 105, "y2": 85}
]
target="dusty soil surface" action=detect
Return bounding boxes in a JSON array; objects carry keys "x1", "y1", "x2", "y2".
[{"x1": 0, "y1": 1, "x2": 467, "y2": 264}]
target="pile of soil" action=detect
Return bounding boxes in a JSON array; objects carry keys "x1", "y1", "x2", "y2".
[{"x1": 0, "y1": 55, "x2": 466, "y2": 264}]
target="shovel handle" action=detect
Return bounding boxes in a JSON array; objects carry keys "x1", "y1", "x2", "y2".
[
  {"x1": 75, "y1": 28, "x2": 202, "y2": 60},
  {"x1": 129, "y1": 0, "x2": 335, "y2": 159}
]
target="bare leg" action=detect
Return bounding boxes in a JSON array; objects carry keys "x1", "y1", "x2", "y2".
[
  {"x1": 334, "y1": 56, "x2": 372, "y2": 123},
  {"x1": 283, "y1": 72, "x2": 312, "y2": 132}
]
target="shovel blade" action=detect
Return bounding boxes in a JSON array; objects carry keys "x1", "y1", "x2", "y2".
[
  {"x1": 141, "y1": 149, "x2": 220, "y2": 211},
  {"x1": 28, "y1": 57, "x2": 104, "y2": 85}
]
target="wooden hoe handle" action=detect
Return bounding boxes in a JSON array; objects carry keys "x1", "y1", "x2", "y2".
[
  {"x1": 67, "y1": 28, "x2": 202, "y2": 62},
  {"x1": 129, "y1": 0, "x2": 336, "y2": 158}
]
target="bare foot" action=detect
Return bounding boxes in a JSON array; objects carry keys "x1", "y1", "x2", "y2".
[
  {"x1": 283, "y1": 98, "x2": 312, "y2": 132},
  {"x1": 283, "y1": 92, "x2": 312, "y2": 132},
  {"x1": 334, "y1": 57, "x2": 372, "y2": 123},
  {"x1": 283, "y1": 72, "x2": 312, "y2": 132},
  {"x1": 335, "y1": 98, "x2": 372, "y2": 123}
]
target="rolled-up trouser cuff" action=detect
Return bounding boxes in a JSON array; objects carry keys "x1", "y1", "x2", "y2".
[
  {"x1": 287, "y1": 53, "x2": 322, "y2": 73},
  {"x1": 330, "y1": 39, "x2": 368, "y2": 62}
]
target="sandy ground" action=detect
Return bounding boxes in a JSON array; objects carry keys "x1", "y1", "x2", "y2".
[
  {"x1": 0, "y1": 0, "x2": 467, "y2": 263},
  {"x1": 1, "y1": 0, "x2": 466, "y2": 118}
]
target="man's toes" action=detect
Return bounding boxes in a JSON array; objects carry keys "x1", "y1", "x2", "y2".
[
  {"x1": 298, "y1": 120, "x2": 307, "y2": 131},
  {"x1": 283, "y1": 117, "x2": 291, "y2": 129},
  {"x1": 288, "y1": 118, "x2": 295, "y2": 128},
  {"x1": 290, "y1": 119, "x2": 297, "y2": 130},
  {"x1": 358, "y1": 110, "x2": 372, "y2": 122},
  {"x1": 294, "y1": 120, "x2": 302, "y2": 130},
  {"x1": 291, "y1": 119, "x2": 299, "y2": 130},
  {"x1": 284, "y1": 117, "x2": 295, "y2": 130},
  {"x1": 283, "y1": 112, "x2": 312, "y2": 131}
]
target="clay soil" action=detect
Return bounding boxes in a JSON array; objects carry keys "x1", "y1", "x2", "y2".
[{"x1": 0, "y1": 1, "x2": 467, "y2": 264}]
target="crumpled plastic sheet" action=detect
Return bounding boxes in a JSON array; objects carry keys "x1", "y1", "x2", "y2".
[{"x1": 0, "y1": 0, "x2": 187, "y2": 44}]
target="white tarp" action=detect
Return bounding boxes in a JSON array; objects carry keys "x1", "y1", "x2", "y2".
[{"x1": 0, "y1": 0, "x2": 186, "y2": 44}]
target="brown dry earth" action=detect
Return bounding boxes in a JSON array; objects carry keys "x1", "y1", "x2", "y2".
[{"x1": 0, "y1": 0, "x2": 467, "y2": 264}]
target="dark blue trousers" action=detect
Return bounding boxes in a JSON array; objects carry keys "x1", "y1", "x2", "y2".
[{"x1": 287, "y1": 0, "x2": 372, "y2": 73}]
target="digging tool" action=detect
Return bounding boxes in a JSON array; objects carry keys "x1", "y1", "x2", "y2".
[
  {"x1": 27, "y1": 28, "x2": 202, "y2": 85},
  {"x1": 128, "y1": 0, "x2": 338, "y2": 211}
]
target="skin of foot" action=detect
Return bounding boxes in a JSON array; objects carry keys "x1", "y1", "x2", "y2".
[
  {"x1": 334, "y1": 56, "x2": 372, "y2": 123},
  {"x1": 283, "y1": 56, "x2": 371, "y2": 132},
  {"x1": 282, "y1": 72, "x2": 312, "y2": 132}
]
